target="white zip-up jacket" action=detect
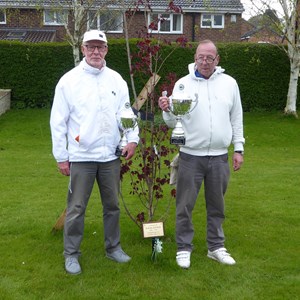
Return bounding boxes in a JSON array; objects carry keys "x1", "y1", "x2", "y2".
[
  {"x1": 50, "y1": 58, "x2": 139, "y2": 162},
  {"x1": 163, "y1": 63, "x2": 245, "y2": 156}
]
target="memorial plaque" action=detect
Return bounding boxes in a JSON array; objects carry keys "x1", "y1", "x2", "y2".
[{"x1": 142, "y1": 222, "x2": 164, "y2": 238}]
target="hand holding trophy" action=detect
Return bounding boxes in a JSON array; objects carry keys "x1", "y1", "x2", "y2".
[
  {"x1": 115, "y1": 108, "x2": 137, "y2": 157},
  {"x1": 167, "y1": 92, "x2": 198, "y2": 145}
]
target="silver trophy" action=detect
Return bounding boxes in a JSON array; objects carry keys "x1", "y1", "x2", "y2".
[
  {"x1": 115, "y1": 108, "x2": 137, "y2": 156},
  {"x1": 169, "y1": 93, "x2": 198, "y2": 145}
]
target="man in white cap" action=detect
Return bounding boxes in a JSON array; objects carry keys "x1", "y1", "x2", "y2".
[{"x1": 50, "y1": 30, "x2": 139, "y2": 275}]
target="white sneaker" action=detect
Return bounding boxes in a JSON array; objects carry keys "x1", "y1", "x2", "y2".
[
  {"x1": 207, "y1": 248, "x2": 236, "y2": 265},
  {"x1": 65, "y1": 257, "x2": 82, "y2": 275},
  {"x1": 176, "y1": 251, "x2": 191, "y2": 269}
]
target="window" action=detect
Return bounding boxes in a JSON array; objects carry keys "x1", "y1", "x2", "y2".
[
  {"x1": 231, "y1": 15, "x2": 237, "y2": 23},
  {"x1": 148, "y1": 13, "x2": 183, "y2": 34},
  {"x1": 201, "y1": 14, "x2": 224, "y2": 29},
  {"x1": 44, "y1": 9, "x2": 67, "y2": 25},
  {"x1": 0, "y1": 10, "x2": 6, "y2": 24},
  {"x1": 7, "y1": 31, "x2": 26, "y2": 40},
  {"x1": 88, "y1": 11, "x2": 123, "y2": 33}
]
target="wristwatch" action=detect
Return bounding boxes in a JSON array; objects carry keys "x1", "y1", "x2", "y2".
[{"x1": 234, "y1": 151, "x2": 244, "y2": 155}]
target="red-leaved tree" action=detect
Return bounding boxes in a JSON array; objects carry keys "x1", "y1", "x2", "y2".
[{"x1": 119, "y1": 1, "x2": 190, "y2": 229}]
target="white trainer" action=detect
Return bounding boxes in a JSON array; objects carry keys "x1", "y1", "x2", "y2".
[
  {"x1": 176, "y1": 251, "x2": 191, "y2": 269},
  {"x1": 65, "y1": 257, "x2": 82, "y2": 275},
  {"x1": 207, "y1": 248, "x2": 236, "y2": 265}
]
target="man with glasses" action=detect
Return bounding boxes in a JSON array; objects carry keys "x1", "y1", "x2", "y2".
[
  {"x1": 50, "y1": 30, "x2": 139, "y2": 275},
  {"x1": 159, "y1": 40, "x2": 244, "y2": 269}
]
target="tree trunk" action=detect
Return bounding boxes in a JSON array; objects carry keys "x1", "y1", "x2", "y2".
[
  {"x1": 285, "y1": 50, "x2": 299, "y2": 117},
  {"x1": 64, "y1": 0, "x2": 84, "y2": 67},
  {"x1": 269, "y1": 0, "x2": 299, "y2": 117},
  {"x1": 72, "y1": 2, "x2": 84, "y2": 66},
  {"x1": 72, "y1": 45, "x2": 81, "y2": 67},
  {"x1": 285, "y1": 60, "x2": 299, "y2": 116}
]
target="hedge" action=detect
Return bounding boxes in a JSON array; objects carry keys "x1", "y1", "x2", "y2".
[{"x1": 0, "y1": 39, "x2": 297, "y2": 111}]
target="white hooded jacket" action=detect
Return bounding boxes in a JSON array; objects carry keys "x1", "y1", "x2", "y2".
[
  {"x1": 163, "y1": 63, "x2": 245, "y2": 156},
  {"x1": 50, "y1": 58, "x2": 139, "y2": 162}
]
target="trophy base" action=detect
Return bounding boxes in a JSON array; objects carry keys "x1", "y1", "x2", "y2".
[
  {"x1": 170, "y1": 136, "x2": 185, "y2": 145},
  {"x1": 115, "y1": 146, "x2": 123, "y2": 157}
]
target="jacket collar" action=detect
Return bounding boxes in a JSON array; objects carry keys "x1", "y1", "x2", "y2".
[{"x1": 80, "y1": 57, "x2": 106, "y2": 74}]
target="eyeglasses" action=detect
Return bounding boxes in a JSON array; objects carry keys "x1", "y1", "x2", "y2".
[
  {"x1": 196, "y1": 55, "x2": 218, "y2": 64},
  {"x1": 84, "y1": 45, "x2": 108, "y2": 52}
]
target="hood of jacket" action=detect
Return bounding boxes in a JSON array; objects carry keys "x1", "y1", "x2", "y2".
[{"x1": 188, "y1": 63, "x2": 225, "y2": 80}]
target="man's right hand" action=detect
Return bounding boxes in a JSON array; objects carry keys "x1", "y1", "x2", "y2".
[
  {"x1": 158, "y1": 96, "x2": 170, "y2": 112},
  {"x1": 57, "y1": 161, "x2": 70, "y2": 176}
]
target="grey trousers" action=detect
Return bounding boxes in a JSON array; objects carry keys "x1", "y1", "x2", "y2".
[
  {"x1": 63, "y1": 160, "x2": 121, "y2": 258},
  {"x1": 176, "y1": 152, "x2": 230, "y2": 252}
]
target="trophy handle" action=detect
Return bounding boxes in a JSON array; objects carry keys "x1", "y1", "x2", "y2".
[{"x1": 182, "y1": 93, "x2": 198, "y2": 120}]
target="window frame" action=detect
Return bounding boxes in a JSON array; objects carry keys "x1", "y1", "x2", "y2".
[
  {"x1": 201, "y1": 14, "x2": 224, "y2": 29},
  {"x1": 148, "y1": 12, "x2": 183, "y2": 34},
  {"x1": 88, "y1": 10, "x2": 123, "y2": 33},
  {"x1": 43, "y1": 9, "x2": 67, "y2": 26},
  {"x1": 0, "y1": 9, "x2": 6, "y2": 24}
]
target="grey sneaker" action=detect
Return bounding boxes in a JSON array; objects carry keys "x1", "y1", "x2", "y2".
[
  {"x1": 106, "y1": 249, "x2": 131, "y2": 263},
  {"x1": 65, "y1": 257, "x2": 82, "y2": 275},
  {"x1": 207, "y1": 248, "x2": 236, "y2": 265}
]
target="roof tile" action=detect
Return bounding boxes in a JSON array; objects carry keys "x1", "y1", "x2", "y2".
[
  {"x1": 0, "y1": 0, "x2": 244, "y2": 11},
  {"x1": 0, "y1": 28, "x2": 56, "y2": 42}
]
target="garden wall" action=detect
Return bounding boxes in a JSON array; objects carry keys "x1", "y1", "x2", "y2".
[{"x1": 0, "y1": 89, "x2": 11, "y2": 116}]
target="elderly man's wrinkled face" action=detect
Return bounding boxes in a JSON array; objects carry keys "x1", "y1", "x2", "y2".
[
  {"x1": 81, "y1": 40, "x2": 108, "y2": 69},
  {"x1": 194, "y1": 42, "x2": 219, "y2": 79}
]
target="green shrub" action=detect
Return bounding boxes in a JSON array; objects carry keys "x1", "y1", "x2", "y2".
[
  {"x1": 0, "y1": 41, "x2": 74, "y2": 108},
  {"x1": 0, "y1": 40, "x2": 298, "y2": 111},
  {"x1": 217, "y1": 43, "x2": 291, "y2": 111}
]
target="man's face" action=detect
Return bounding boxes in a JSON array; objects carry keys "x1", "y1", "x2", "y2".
[
  {"x1": 194, "y1": 42, "x2": 219, "y2": 79},
  {"x1": 81, "y1": 40, "x2": 108, "y2": 69}
]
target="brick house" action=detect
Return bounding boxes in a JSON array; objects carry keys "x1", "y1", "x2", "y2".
[
  {"x1": 239, "y1": 11, "x2": 286, "y2": 45},
  {"x1": 241, "y1": 24, "x2": 284, "y2": 44},
  {"x1": 0, "y1": 0, "x2": 245, "y2": 43}
]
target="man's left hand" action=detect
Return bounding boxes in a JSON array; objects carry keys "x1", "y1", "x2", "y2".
[
  {"x1": 233, "y1": 152, "x2": 244, "y2": 171},
  {"x1": 122, "y1": 142, "x2": 137, "y2": 160}
]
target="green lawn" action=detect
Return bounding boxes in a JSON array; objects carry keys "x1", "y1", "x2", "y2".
[{"x1": 0, "y1": 109, "x2": 299, "y2": 300}]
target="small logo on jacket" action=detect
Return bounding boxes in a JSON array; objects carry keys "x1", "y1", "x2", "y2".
[{"x1": 112, "y1": 91, "x2": 116, "y2": 96}]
